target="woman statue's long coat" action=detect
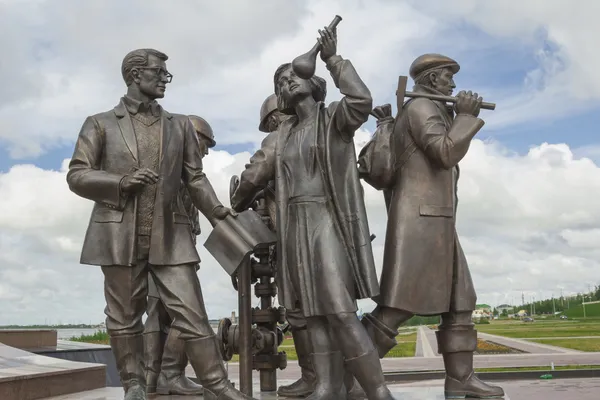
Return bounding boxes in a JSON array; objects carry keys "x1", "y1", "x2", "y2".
[{"x1": 231, "y1": 55, "x2": 379, "y2": 310}]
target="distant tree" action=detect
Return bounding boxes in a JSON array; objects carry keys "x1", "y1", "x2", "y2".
[{"x1": 501, "y1": 309, "x2": 508, "y2": 317}]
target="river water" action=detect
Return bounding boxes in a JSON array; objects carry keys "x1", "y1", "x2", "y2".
[
  {"x1": 2, "y1": 325, "x2": 220, "y2": 341},
  {"x1": 57, "y1": 328, "x2": 102, "y2": 340},
  {"x1": 57, "y1": 325, "x2": 219, "y2": 340}
]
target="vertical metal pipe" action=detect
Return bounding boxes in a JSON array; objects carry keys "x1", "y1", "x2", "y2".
[
  {"x1": 260, "y1": 369, "x2": 277, "y2": 392},
  {"x1": 238, "y1": 258, "x2": 253, "y2": 395},
  {"x1": 259, "y1": 273, "x2": 277, "y2": 391}
]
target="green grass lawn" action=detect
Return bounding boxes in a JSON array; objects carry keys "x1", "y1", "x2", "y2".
[
  {"x1": 529, "y1": 338, "x2": 600, "y2": 352},
  {"x1": 385, "y1": 341, "x2": 416, "y2": 357},
  {"x1": 475, "y1": 365, "x2": 600, "y2": 372},
  {"x1": 471, "y1": 319, "x2": 600, "y2": 352},
  {"x1": 69, "y1": 330, "x2": 109, "y2": 344},
  {"x1": 277, "y1": 329, "x2": 418, "y2": 360},
  {"x1": 564, "y1": 302, "x2": 600, "y2": 318},
  {"x1": 475, "y1": 319, "x2": 600, "y2": 338}
]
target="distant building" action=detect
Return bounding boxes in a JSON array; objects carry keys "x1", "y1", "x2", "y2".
[
  {"x1": 496, "y1": 304, "x2": 513, "y2": 313},
  {"x1": 475, "y1": 304, "x2": 492, "y2": 313},
  {"x1": 472, "y1": 309, "x2": 491, "y2": 319}
]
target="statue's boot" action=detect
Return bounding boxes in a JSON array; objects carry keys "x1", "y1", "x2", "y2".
[
  {"x1": 437, "y1": 329, "x2": 504, "y2": 399},
  {"x1": 340, "y1": 313, "x2": 399, "y2": 400},
  {"x1": 111, "y1": 334, "x2": 147, "y2": 400},
  {"x1": 337, "y1": 312, "x2": 398, "y2": 400},
  {"x1": 304, "y1": 352, "x2": 346, "y2": 400},
  {"x1": 344, "y1": 371, "x2": 366, "y2": 400},
  {"x1": 156, "y1": 329, "x2": 204, "y2": 395},
  {"x1": 360, "y1": 313, "x2": 398, "y2": 358},
  {"x1": 123, "y1": 385, "x2": 146, "y2": 400},
  {"x1": 143, "y1": 330, "x2": 166, "y2": 394},
  {"x1": 277, "y1": 328, "x2": 316, "y2": 397},
  {"x1": 185, "y1": 334, "x2": 256, "y2": 400},
  {"x1": 345, "y1": 350, "x2": 393, "y2": 400}
]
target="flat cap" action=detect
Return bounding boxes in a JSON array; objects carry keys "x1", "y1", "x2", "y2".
[
  {"x1": 188, "y1": 115, "x2": 216, "y2": 148},
  {"x1": 409, "y1": 53, "x2": 460, "y2": 81}
]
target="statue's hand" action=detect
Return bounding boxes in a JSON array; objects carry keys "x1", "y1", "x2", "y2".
[
  {"x1": 318, "y1": 26, "x2": 337, "y2": 62},
  {"x1": 454, "y1": 90, "x2": 483, "y2": 118},
  {"x1": 120, "y1": 168, "x2": 159, "y2": 193},
  {"x1": 229, "y1": 175, "x2": 243, "y2": 212},
  {"x1": 229, "y1": 176, "x2": 240, "y2": 200},
  {"x1": 213, "y1": 205, "x2": 238, "y2": 221}
]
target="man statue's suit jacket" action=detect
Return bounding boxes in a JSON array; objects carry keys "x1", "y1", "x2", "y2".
[{"x1": 67, "y1": 99, "x2": 222, "y2": 267}]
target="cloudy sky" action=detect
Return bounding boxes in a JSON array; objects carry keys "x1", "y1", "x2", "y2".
[{"x1": 1, "y1": 0, "x2": 599, "y2": 325}]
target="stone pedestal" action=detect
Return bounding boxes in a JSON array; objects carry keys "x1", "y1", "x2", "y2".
[
  {"x1": 0, "y1": 343, "x2": 105, "y2": 400},
  {"x1": 0, "y1": 330, "x2": 57, "y2": 349},
  {"x1": 42, "y1": 381, "x2": 512, "y2": 399}
]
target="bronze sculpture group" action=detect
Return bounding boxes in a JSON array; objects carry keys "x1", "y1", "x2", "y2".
[{"x1": 67, "y1": 15, "x2": 505, "y2": 400}]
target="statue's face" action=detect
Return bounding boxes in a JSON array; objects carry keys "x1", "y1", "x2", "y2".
[
  {"x1": 136, "y1": 54, "x2": 171, "y2": 99},
  {"x1": 197, "y1": 138, "x2": 209, "y2": 157},
  {"x1": 266, "y1": 110, "x2": 286, "y2": 133},
  {"x1": 276, "y1": 67, "x2": 311, "y2": 106},
  {"x1": 431, "y1": 68, "x2": 456, "y2": 96}
]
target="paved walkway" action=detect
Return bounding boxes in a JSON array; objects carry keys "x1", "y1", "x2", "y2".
[
  {"x1": 47, "y1": 378, "x2": 600, "y2": 400},
  {"x1": 415, "y1": 326, "x2": 436, "y2": 357},
  {"x1": 183, "y1": 352, "x2": 600, "y2": 380},
  {"x1": 477, "y1": 331, "x2": 583, "y2": 354},
  {"x1": 414, "y1": 326, "x2": 584, "y2": 356},
  {"x1": 514, "y1": 336, "x2": 600, "y2": 340},
  {"x1": 379, "y1": 352, "x2": 600, "y2": 371}
]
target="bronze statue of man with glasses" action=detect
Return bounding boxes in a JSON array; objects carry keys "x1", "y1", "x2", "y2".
[{"x1": 67, "y1": 48, "x2": 252, "y2": 400}]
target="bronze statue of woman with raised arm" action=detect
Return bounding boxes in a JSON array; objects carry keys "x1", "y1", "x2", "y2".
[{"x1": 231, "y1": 25, "x2": 392, "y2": 400}]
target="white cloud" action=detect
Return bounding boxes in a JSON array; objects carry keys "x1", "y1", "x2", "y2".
[
  {"x1": 3, "y1": 0, "x2": 599, "y2": 157},
  {"x1": 0, "y1": 0, "x2": 310, "y2": 156},
  {"x1": 1, "y1": 137, "x2": 600, "y2": 324},
  {"x1": 420, "y1": 0, "x2": 600, "y2": 130}
]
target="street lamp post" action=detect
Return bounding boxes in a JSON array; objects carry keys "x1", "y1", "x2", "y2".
[
  {"x1": 529, "y1": 301, "x2": 532, "y2": 316},
  {"x1": 560, "y1": 288, "x2": 564, "y2": 307}
]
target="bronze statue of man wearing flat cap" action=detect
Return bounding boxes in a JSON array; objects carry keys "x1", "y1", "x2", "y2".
[{"x1": 360, "y1": 53, "x2": 504, "y2": 398}]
